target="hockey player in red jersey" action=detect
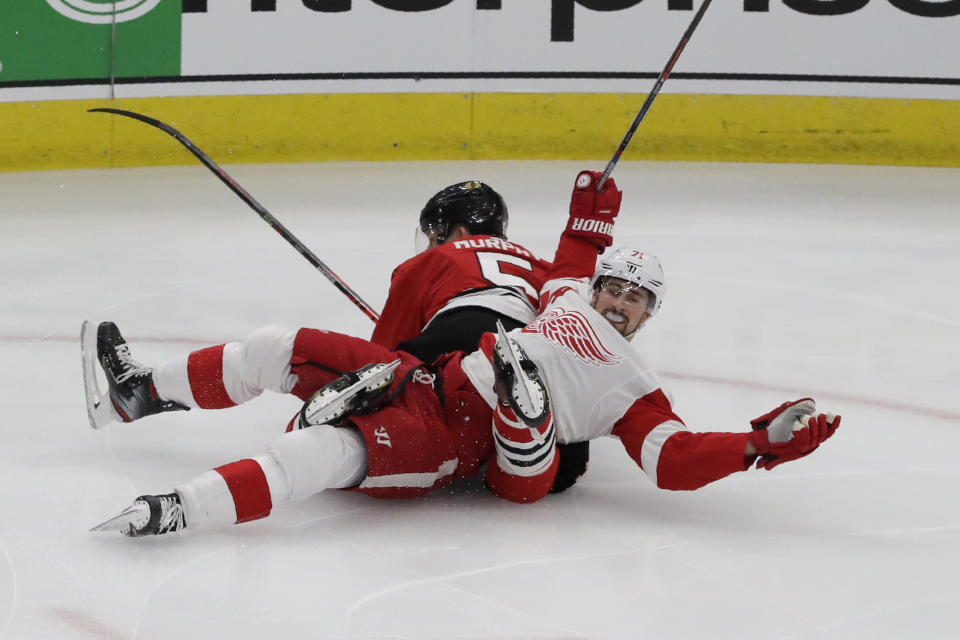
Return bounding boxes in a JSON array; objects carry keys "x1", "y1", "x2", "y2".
[
  {"x1": 371, "y1": 180, "x2": 550, "y2": 364},
  {"x1": 376, "y1": 180, "x2": 588, "y2": 492},
  {"x1": 88, "y1": 171, "x2": 840, "y2": 537}
]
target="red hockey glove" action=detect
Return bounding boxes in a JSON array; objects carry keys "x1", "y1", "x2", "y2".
[
  {"x1": 566, "y1": 170, "x2": 622, "y2": 248},
  {"x1": 749, "y1": 398, "x2": 841, "y2": 470}
]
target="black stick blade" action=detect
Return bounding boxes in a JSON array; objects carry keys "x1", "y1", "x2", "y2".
[{"x1": 89, "y1": 107, "x2": 169, "y2": 130}]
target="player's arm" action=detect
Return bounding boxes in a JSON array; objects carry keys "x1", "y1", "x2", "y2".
[
  {"x1": 547, "y1": 170, "x2": 623, "y2": 283},
  {"x1": 610, "y1": 390, "x2": 744, "y2": 491},
  {"x1": 370, "y1": 259, "x2": 434, "y2": 349},
  {"x1": 613, "y1": 393, "x2": 840, "y2": 490}
]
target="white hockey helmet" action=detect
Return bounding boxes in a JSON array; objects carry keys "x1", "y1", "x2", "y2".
[{"x1": 590, "y1": 248, "x2": 666, "y2": 318}]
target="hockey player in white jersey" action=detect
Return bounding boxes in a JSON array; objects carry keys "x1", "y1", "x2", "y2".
[
  {"x1": 460, "y1": 241, "x2": 839, "y2": 501},
  {"x1": 90, "y1": 170, "x2": 840, "y2": 536}
]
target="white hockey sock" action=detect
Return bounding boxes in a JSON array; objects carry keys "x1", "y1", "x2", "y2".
[
  {"x1": 153, "y1": 356, "x2": 196, "y2": 408},
  {"x1": 174, "y1": 426, "x2": 368, "y2": 530},
  {"x1": 267, "y1": 426, "x2": 368, "y2": 501},
  {"x1": 152, "y1": 325, "x2": 299, "y2": 409}
]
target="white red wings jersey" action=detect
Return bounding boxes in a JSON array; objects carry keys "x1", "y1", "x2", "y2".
[
  {"x1": 461, "y1": 277, "x2": 752, "y2": 491},
  {"x1": 371, "y1": 236, "x2": 550, "y2": 351},
  {"x1": 462, "y1": 278, "x2": 672, "y2": 443}
]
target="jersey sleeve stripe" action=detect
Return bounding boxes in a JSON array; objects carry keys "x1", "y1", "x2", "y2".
[{"x1": 639, "y1": 420, "x2": 686, "y2": 486}]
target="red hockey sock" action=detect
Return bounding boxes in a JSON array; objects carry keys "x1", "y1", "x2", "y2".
[
  {"x1": 187, "y1": 345, "x2": 236, "y2": 409},
  {"x1": 214, "y1": 459, "x2": 273, "y2": 524}
]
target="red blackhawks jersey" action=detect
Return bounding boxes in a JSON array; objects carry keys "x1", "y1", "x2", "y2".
[
  {"x1": 370, "y1": 236, "x2": 550, "y2": 351},
  {"x1": 460, "y1": 277, "x2": 752, "y2": 492}
]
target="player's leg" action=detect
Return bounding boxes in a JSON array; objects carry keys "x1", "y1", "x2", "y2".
[
  {"x1": 346, "y1": 405, "x2": 460, "y2": 499},
  {"x1": 92, "y1": 389, "x2": 462, "y2": 536},
  {"x1": 92, "y1": 322, "x2": 401, "y2": 427},
  {"x1": 154, "y1": 326, "x2": 414, "y2": 414},
  {"x1": 485, "y1": 326, "x2": 559, "y2": 503},
  {"x1": 87, "y1": 321, "x2": 193, "y2": 425},
  {"x1": 153, "y1": 325, "x2": 301, "y2": 410},
  {"x1": 87, "y1": 321, "x2": 302, "y2": 427},
  {"x1": 285, "y1": 327, "x2": 424, "y2": 401},
  {"x1": 90, "y1": 328, "x2": 471, "y2": 535},
  {"x1": 91, "y1": 423, "x2": 368, "y2": 536}
]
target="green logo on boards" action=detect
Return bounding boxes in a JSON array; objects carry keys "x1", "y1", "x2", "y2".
[
  {"x1": 46, "y1": 1, "x2": 166, "y2": 25},
  {"x1": 0, "y1": 0, "x2": 180, "y2": 83}
]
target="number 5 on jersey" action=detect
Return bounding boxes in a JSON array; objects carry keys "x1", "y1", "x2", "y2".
[{"x1": 476, "y1": 251, "x2": 538, "y2": 305}]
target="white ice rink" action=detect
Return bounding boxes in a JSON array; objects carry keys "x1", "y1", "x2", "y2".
[{"x1": 0, "y1": 159, "x2": 958, "y2": 639}]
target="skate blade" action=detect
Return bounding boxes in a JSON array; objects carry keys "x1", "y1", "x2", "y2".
[
  {"x1": 495, "y1": 322, "x2": 546, "y2": 443},
  {"x1": 302, "y1": 359, "x2": 401, "y2": 425},
  {"x1": 89, "y1": 504, "x2": 142, "y2": 534},
  {"x1": 495, "y1": 322, "x2": 539, "y2": 413},
  {"x1": 81, "y1": 320, "x2": 121, "y2": 429}
]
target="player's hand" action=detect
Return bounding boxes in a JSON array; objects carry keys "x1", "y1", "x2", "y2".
[
  {"x1": 749, "y1": 398, "x2": 841, "y2": 470},
  {"x1": 566, "y1": 170, "x2": 622, "y2": 248}
]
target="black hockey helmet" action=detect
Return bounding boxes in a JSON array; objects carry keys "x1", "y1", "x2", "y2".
[{"x1": 419, "y1": 181, "x2": 508, "y2": 243}]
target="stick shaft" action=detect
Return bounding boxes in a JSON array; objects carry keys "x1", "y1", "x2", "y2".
[
  {"x1": 597, "y1": 0, "x2": 714, "y2": 190},
  {"x1": 90, "y1": 108, "x2": 381, "y2": 322}
]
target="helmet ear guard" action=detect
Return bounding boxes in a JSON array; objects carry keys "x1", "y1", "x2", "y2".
[
  {"x1": 420, "y1": 181, "x2": 508, "y2": 244},
  {"x1": 591, "y1": 248, "x2": 666, "y2": 318}
]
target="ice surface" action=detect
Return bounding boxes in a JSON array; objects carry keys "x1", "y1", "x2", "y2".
[{"x1": 0, "y1": 159, "x2": 958, "y2": 639}]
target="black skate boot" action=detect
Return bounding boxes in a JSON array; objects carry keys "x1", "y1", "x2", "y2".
[
  {"x1": 91, "y1": 493, "x2": 186, "y2": 537},
  {"x1": 96, "y1": 321, "x2": 189, "y2": 423},
  {"x1": 297, "y1": 359, "x2": 402, "y2": 429},
  {"x1": 492, "y1": 321, "x2": 551, "y2": 430}
]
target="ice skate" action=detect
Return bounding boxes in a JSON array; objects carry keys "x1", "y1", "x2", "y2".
[
  {"x1": 493, "y1": 321, "x2": 550, "y2": 429},
  {"x1": 298, "y1": 359, "x2": 402, "y2": 429},
  {"x1": 81, "y1": 320, "x2": 189, "y2": 429},
  {"x1": 90, "y1": 493, "x2": 186, "y2": 537}
]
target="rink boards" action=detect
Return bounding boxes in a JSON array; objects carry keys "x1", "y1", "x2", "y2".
[{"x1": 2, "y1": 91, "x2": 960, "y2": 172}]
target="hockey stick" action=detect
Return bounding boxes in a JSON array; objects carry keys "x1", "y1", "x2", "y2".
[
  {"x1": 89, "y1": 107, "x2": 381, "y2": 323},
  {"x1": 596, "y1": 0, "x2": 714, "y2": 190}
]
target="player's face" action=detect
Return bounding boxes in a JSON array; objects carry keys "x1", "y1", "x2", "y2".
[{"x1": 592, "y1": 277, "x2": 651, "y2": 337}]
